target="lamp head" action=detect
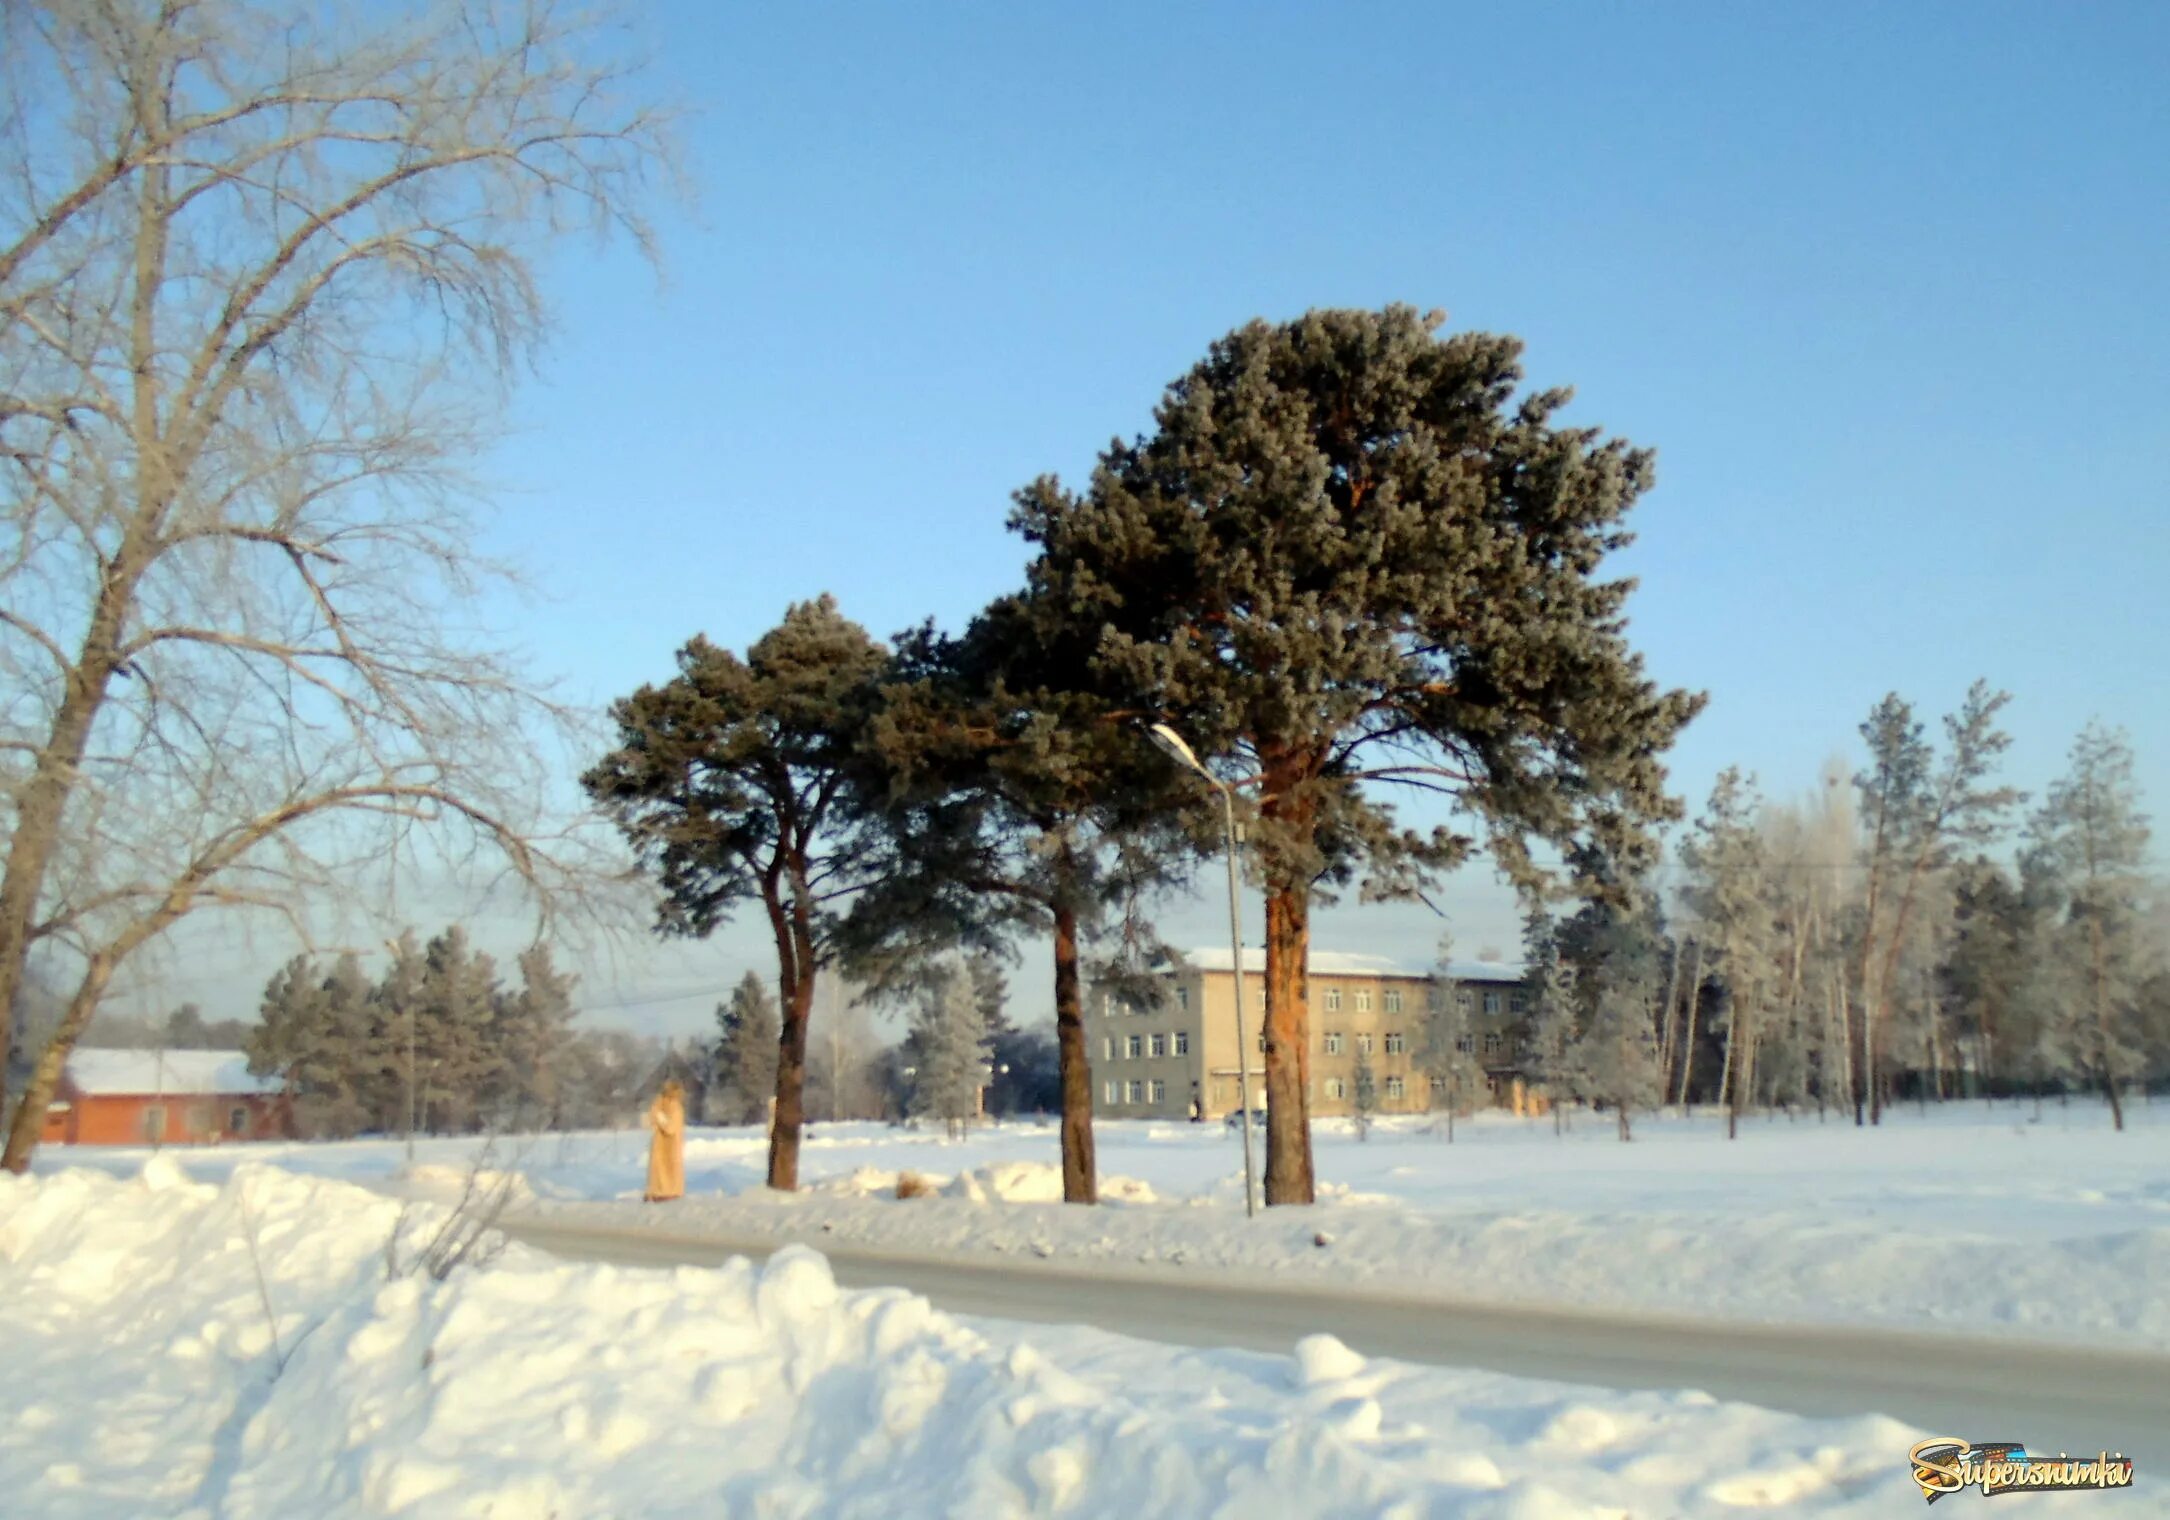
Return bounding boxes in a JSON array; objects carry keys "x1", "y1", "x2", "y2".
[{"x1": 1146, "y1": 721, "x2": 1205, "y2": 774}]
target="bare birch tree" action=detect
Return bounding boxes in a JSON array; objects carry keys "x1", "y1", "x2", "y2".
[{"x1": 0, "y1": 0, "x2": 671, "y2": 1169}]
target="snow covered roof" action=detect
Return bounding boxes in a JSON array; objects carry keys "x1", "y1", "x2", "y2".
[
  {"x1": 63, "y1": 1049, "x2": 280, "y2": 1098},
  {"x1": 1174, "y1": 948, "x2": 1524, "y2": 982}
]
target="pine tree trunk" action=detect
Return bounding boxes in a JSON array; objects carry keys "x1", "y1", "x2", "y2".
[
  {"x1": 1051, "y1": 896, "x2": 1098, "y2": 1203},
  {"x1": 1262, "y1": 884, "x2": 1315, "y2": 1205},
  {"x1": 764, "y1": 876, "x2": 818, "y2": 1191}
]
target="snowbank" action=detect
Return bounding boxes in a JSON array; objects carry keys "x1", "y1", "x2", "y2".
[{"x1": 0, "y1": 1160, "x2": 1988, "y2": 1517}]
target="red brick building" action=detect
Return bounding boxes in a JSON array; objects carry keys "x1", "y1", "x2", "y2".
[{"x1": 39, "y1": 1049, "x2": 292, "y2": 1147}]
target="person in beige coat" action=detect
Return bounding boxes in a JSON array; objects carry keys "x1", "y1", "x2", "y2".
[{"x1": 644, "y1": 1079, "x2": 686, "y2": 1202}]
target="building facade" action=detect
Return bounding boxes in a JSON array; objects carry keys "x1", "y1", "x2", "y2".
[
  {"x1": 1086, "y1": 949, "x2": 1531, "y2": 1122},
  {"x1": 38, "y1": 1049, "x2": 291, "y2": 1147}
]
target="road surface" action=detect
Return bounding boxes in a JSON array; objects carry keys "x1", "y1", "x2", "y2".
[{"x1": 500, "y1": 1211, "x2": 2166, "y2": 1459}]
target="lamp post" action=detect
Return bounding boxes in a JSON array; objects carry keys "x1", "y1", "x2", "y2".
[{"x1": 1147, "y1": 722, "x2": 1257, "y2": 1218}]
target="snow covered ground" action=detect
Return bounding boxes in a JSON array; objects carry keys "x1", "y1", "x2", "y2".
[
  {"x1": 6, "y1": 1159, "x2": 2131, "y2": 1519},
  {"x1": 48, "y1": 1099, "x2": 2170, "y2": 1347}
]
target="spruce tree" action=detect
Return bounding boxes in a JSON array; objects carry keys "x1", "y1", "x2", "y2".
[
  {"x1": 1350, "y1": 1041, "x2": 1378, "y2": 1140},
  {"x1": 497, "y1": 944, "x2": 578, "y2": 1127},
  {"x1": 712, "y1": 972, "x2": 782, "y2": 1125},
  {"x1": 1013, "y1": 306, "x2": 1700, "y2": 1202},
  {"x1": 585, "y1": 597, "x2": 889, "y2": 1189},
  {"x1": 907, "y1": 962, "x2": 991, "y2": 1138},
  {"x1": 1559, "y1": 882, "x2": 1668, "y2": 1141}
]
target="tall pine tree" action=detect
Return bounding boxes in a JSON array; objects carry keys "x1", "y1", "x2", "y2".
[
  {"x1": 1013, "y1": 307, "x2": 1699, "y2": 1202},
  {"x1": 585, "y1": 597, "x2": 889, "y2": 1189}
]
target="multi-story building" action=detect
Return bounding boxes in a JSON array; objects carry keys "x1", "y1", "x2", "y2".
[{"x1": 1086, "y1": 948, "x2": 1530, "y2": 1122}]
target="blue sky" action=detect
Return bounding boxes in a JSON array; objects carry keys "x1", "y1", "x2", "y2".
[{"x1": 427, "y1": 2, "x2": 2170, "y2": 1030}]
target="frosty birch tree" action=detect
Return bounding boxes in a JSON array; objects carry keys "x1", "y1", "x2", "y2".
[
  {"x1": 0, "y1": 0, "x2": 670, "y2": 1169},
  {"x1": 1418, "y1": 938, "x2": 1485, "y2": 1140},
  {"x1": 2027, "y1": 723, "x2": 2151, "y2": 1130}
]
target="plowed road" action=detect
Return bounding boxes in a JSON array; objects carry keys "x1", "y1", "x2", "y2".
[{"x1": 501, "y1": 1213, "x2": 2164, "y2": 1459}]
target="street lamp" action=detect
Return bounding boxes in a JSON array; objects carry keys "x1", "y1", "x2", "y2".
[{"x1": 1146, "y1": 722, "x2": 1258, "y2": 1218}]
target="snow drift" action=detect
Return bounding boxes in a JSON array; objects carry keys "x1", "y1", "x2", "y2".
[{"x1": 2, "y1": 1160, "x2": 1981, "y2": 1517}]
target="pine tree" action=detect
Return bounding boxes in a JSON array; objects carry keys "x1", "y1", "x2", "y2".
[
  {"x1": 838, "y1": 611, "x2": 1191, "y2": 1204},
  {"x1": 2028, "y1": 723, "x2": 2151, "y2": 1129},
  {"x1": 1013, "y1": 307, "x2": 1700, "y2": 1202},
  {"x1": 1852, "y1": 684, "x2": 2021, "y2": 1124},
  {"x1": 712, "y1": 972, "x2": 782, "y2": 1125},
  {"x1": 907, "y1": 963, "x2": 990, "y2": 1138},
  {"x1": 585, "y1": 597, "x2": 890, "y2": 1190},
  {"x1": 1679, "y1": 769, "x2": 1778, "y2": 1137}
]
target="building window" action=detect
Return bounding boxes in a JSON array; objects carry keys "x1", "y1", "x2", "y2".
[
  {"x1": 1126, "y1": 1035, "x2": 1143, "y2": 1059},
  {"x1": 142, "y1": 1105, "x2": 166, "y2": 1142},
  {"x1": 1102, "y1": 992, "x2": 1115, "y2": 1017},
  {"x1": 1103, "y1": 1036, "x2": 1114, "y2": 1061},
  {"x1": 1325, "y1": 1078, "x2": 1347, "y2": 1099},
  {"x1": 1323, "y1": 1031, "x2": 1344, "y2": 1055},
  {"x1": 1356, "y1": 1033, "x2": 1374, "y2": 1055},
  {"x1": 1126, "y1": 1080, "x2": 1143, "y2": 1103},
  {"x1": 1354, "y1": 988, "x2": 1372, "y2": 1012},
  {"x1": 1457, "y1": 988, "x2": 1474, "y2": 1009},
  {"x1": 1456, "y1": 1034, "x2": 1475, "y2": 1054},
  {"x1": 1174, "y1": 986, "x2": 1188, "y2": 1009},
  {"x1": 1323, "y1": 987, "x2": 1342, "y2": 1012},
  {"x1": 1484, "y1": 1032, "x2": 1501, "y2": 1054},
  {"x1": 1383, "y1": 989, "x2": 1402, "y2": 1014},
  {"x1": 1257, "y1": 1031, "x2": 1266, "y2": 1052},
  {"x1": 229, "y1": 1106, "x2": 249, "y2": 1134},
  {"x1": 1484, "y1": 990, "x2": 1503, "y2": 1016},
  {"x1": 1174, "y1": 1031, "x2": 1190, "y2": 1055},
  {"x1": 1148, "y1": 1079, "x2": 1166, "y2": 1104},
  {"x1": 1383, "y1": 1032, "x2": 1405, "y2": 1055},
  {"x1": 1386, "y1": 1076, "x2": 1405, "y2": 1100},
  {"x1": 1429, "y1": 1075, "x2": 1447, "y2": 1092},
  {"x1": 1149, "y1": 1033, "x2": 1166, "y2": 1058},
  {"x1": 1510, "y1": 992, "x2": 1529, "y2": 1015},
  {"x1": 1104, "y1": 1080, "x2": 1118, "y2": 1104}
]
